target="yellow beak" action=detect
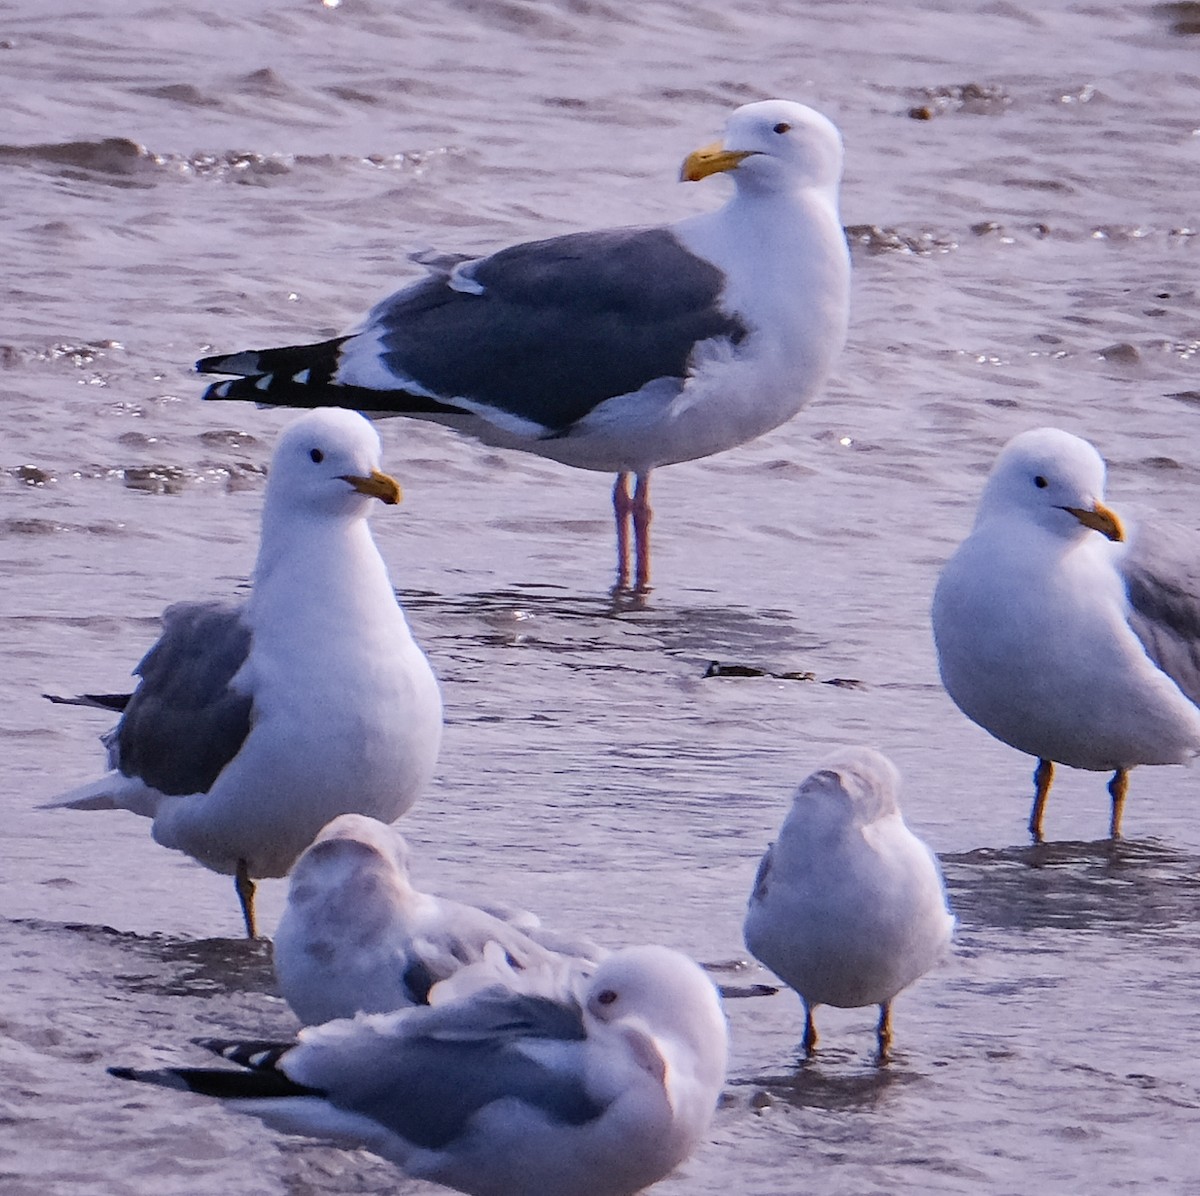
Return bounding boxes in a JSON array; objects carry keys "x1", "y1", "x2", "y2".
[
  {"x1": 1064, "y1": 501, "x2": 1124, "y2": 542},
  {"x1": 342, "y1": 469, "x2": 402, "y2": 505},
  {"x1": 680, "y1": 141, "x2": 755, "y2": 182}
]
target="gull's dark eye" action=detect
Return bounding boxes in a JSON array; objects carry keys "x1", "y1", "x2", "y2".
[
  {"x1": 1034, "y1": 475, "x2": 1048, "y2": 489},
  {"x1": 309, "y1": 448, "x2": 324, "y2": 464},
  {"x1": 773, "y1": 121, "x2": 792, "y2": 134},
  {"x1": 596, "y1": 989, "x2": 618, "y2": 1006}
]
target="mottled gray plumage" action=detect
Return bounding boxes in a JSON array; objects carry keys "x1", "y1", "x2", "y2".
[
  {"x1": 1122, "y1": 518, "x2": 1200, "y2": 709},
  {"x1": 108, "y1": 601, "x2": 253, "y2": 797}
]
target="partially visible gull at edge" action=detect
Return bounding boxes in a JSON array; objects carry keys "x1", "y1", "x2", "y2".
[
  {"x1": 44, "y1": 408, "x2": 444, "y2": 938},
  {"x1": 198, "y1": 98, "x2": 852, "y2": 592},
  {"x1": 274, "y1": 813, "x2": 603, "y2": 1026},
  {"x1": 110, "y1": 944, "x2": 729, "y2": 1196},
  {"x1": 933, "y1": 427, "x2": 1200, "y2": 841}
]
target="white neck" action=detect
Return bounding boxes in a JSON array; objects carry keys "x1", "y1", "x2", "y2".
[{"x1": 249, "y1": 507, "x2": 408, "y2": 644}]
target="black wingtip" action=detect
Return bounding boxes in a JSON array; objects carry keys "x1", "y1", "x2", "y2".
[
  {"x1": 195, "y1": 352, "x2": 228, "y2": 374},
  {"x1": 192, "y1": 1037, "x2": 295, "y2": 1070},
  {"x1": 44, "y1": 691, "x2": 131, "y2": 711},
  {"x1": 109, "y1": 1061, "x2": 322, "y2": 1100}
]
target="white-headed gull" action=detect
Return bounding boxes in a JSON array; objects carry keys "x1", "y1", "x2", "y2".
[
  {"x1": 45, "y1": 409, "x2": 443, "y2": 937},
  {"x1": 933, "y1": 427, "x2": 1200, "y2": 841},
  {"x1": 197, "y1": 99, "x2": 851, "y2": 592},
  {"x1": 110, "y1": 944, "x2": 729, "y2": 1196}
]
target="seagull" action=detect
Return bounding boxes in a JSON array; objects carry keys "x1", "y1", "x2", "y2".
[
  {"x1": 932, "y1": 426, "x2": 1200, "y2": 842},
  {"x1": 44, "y1": 408, "x2": 444, "y2": 938},
  {"x1": 743, "y1": 748, "x2": 954, "y2": 1058},
  {"x1": 109, "y1": 944, "x2": 729, "y2": 1196},
  {"x1": 197, "y1": 98, "x2": 851, "y2": 592},
  {"x1": 274, "y1": 813, "x2": 602, "y2": 1026}
]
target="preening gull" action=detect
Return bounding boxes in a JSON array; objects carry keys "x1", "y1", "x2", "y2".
[
  {"x1": 274, "y1": 813, "x2": 602, "y2": 1025},
  {"x1": 110, "y1": 944, "x2": 729, "y2": 1196},
  {"x1": 743, "y1": 748, "x2": 953, "y2": 1057},
  {"x1": 933, "y1": 427, "x2": 1200, "y2": 842},
  {"x1": 44, "y1": 409, "x2": 444, "y2": 937},
  {"x1": 198, "y1": 98, "x2": 851, "y2": 592}
]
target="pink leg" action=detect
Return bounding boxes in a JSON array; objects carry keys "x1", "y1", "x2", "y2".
[
  {"x1": 613, "y1": 472, "x2": 633, "y2": 591},
  {"x1": 632, "y1": 471, "x2": 652, "y2": 593}
]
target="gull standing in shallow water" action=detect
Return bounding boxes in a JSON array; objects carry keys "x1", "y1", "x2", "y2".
[
  {"x1": 197, "y1": 98, "x2": 851, "y2": 592},
  {"x1": 110, "y1": 945, "x2": 729, "y2": 1196},
  {"x1": 932, "y1": 427, "x2": 1200, "y2": 842},
  {"x1": 743, "y1": 748, "x2": 954, "y2": 1058},
  {"x1": 274, "y1": 813, "x2": 602, "y2": 1026},
  {"x1": 44, "y1": 408, "x2": 443, "y2": 938}
]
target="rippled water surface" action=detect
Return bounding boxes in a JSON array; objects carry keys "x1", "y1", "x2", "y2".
[{"x1": 5, "y1": 1, "x2": 1200, "y2": 1192}]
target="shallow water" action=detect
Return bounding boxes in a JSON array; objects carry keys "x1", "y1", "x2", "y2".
[{"x1": 4, "y1": 1, "x2": 1200, "y2": 1192}]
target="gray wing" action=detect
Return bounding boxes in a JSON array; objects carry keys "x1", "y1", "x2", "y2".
[
  {"x1": 1121, "y1": 518, "x2": 1200, "y2": 708},
  {"x1": 200, "y1": 226, "x2": 747, "y2": 429},
  {"x1": 750, "y1": 844, "x2": 774, "y2": 903},
  {"x1": 368, "y1": 225, "x2": 747, "y2": 432},
  {"x1": 314, "y1": 990, "x2": 604, "y2": 1149},
  {"x1": 111, "y1": 600, "x2": 254, "y2": 795}
]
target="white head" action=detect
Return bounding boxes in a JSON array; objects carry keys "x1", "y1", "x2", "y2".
[
  {"x1": 264, "y1": 408, "x2": 400, "y2": 519},
  {"x1": 975, "y1": 427, "x2": 1124, "y2": 543},
  {"x1": 681, "y1": 99, "x2": 843, "y2": 197},
  {"x1": 584, "y1": 945, "x2": 726, "y2": 1060},
  {"x1": 791, "y1": 746, "x2": 902, "y2": 829}
]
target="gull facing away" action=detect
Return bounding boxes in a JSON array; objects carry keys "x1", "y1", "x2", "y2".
[
  {"x1": 743, "y1": 748, "x2": 954, "y2": 1058},
  {"x1": 932, "y1": 427, "x2": 1200, "y2": 842},
  {"x1": 197, "y1": 98, "x2": 851, "y2": 593},
  {"x1": 275, "y1": 813, "x2": 602, "y2": 1026},
  {"x1": 110, "y1": 945, "x2": 729, "y2": 1196},
  {"x1": 45, "y1": 409, "x2": 443, "y2": 938}
]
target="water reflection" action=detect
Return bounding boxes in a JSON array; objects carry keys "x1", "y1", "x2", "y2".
[
  {"x1": 403, "y1": 582, "x2": 828, "y2": 667},
  {"x1": 731, "y1": 1057, "x2": 917, "y2": 1113},
  {"x1": 5, "y1": 916, "x2": 276, "y2": 999},
  {"x1": 942, "y1": 839, "x2": 1200, "y2": 934}
]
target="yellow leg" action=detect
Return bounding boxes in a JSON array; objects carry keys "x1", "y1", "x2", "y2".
[
  {"x1": 1108, "y1": 767, "x2": 1129, "y2": 840},
  {"x1": 877, "y1": 1002, "x2": 893, "y2": 1062},
  {"x1": 1029, "y1": 758, "x2": 1054, "y2": 842},
  {"x1": 802, "y1": 1002, "x2": 818, "y2": 1055},
  {"x1": 235, "y1": 858, "x2": 258, "y2": 939}
]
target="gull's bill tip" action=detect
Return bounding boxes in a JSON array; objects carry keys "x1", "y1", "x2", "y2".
[{"x1": 1063, "y1": 500, "x2": 1124, "y2": 542}]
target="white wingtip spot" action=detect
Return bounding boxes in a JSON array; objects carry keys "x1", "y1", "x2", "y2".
[{"x1": 448, "y1": 262, "x2": 486, "y2": 296}]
